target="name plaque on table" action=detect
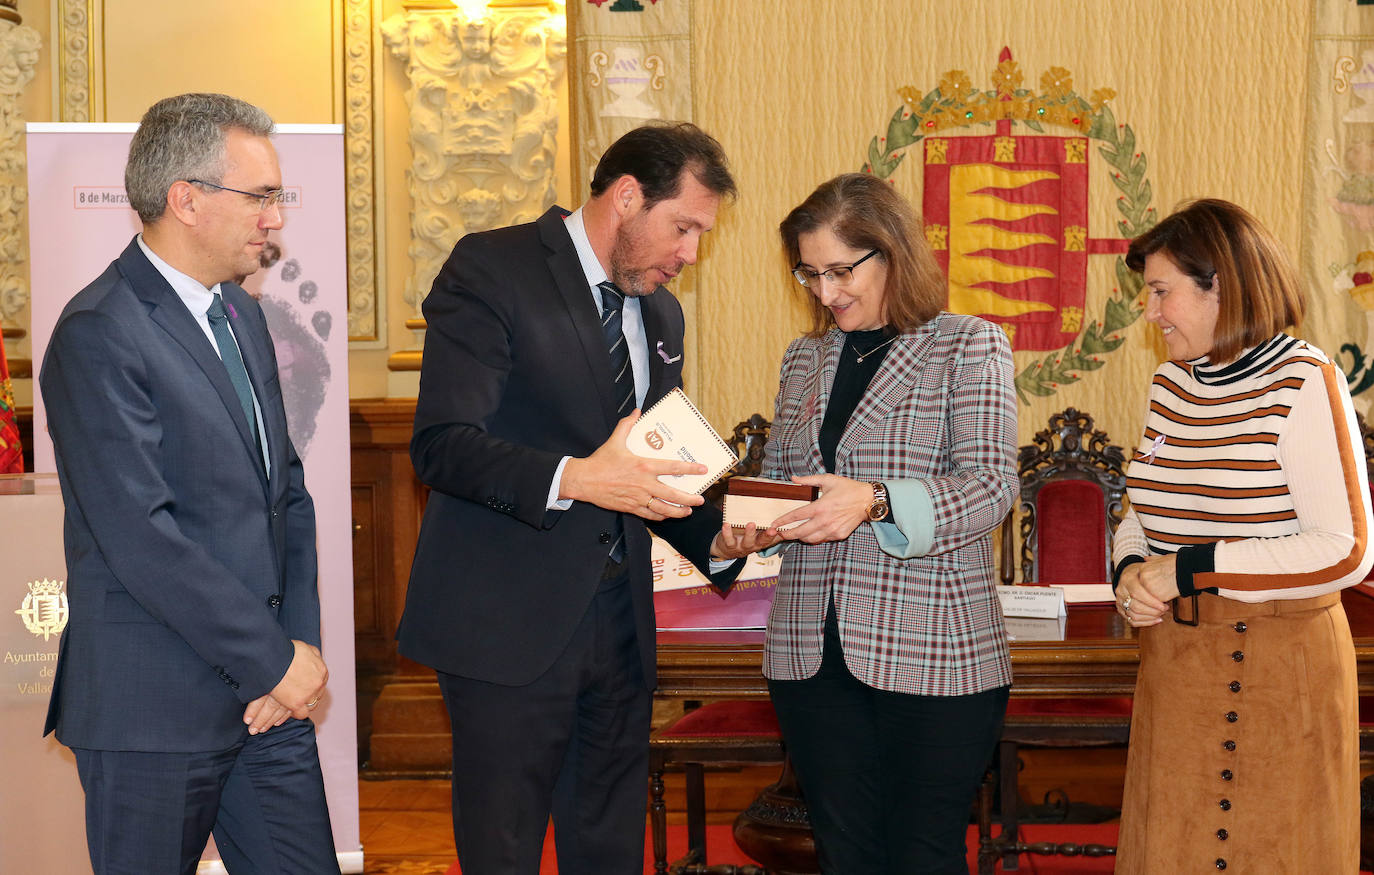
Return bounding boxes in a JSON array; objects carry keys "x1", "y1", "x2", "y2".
[
  {"x1": 1003, "y1": 615, "x2": 1068, "y2": 641},
  {"x1": 996, "y1": 584, "x2": 1067, "y2": 619}
]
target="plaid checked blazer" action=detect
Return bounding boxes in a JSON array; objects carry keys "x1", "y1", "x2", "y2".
[{"x1": 761, "y1": 313, "x2": 1018, "y2": 696}]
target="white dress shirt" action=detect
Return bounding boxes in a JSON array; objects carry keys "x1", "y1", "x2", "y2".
[
  {"x1": 137, "y1": 235, "x2": 270, "y2": 477},
  {"x1": 546, "y1": 208, "x2": 651, "y2": 509}
]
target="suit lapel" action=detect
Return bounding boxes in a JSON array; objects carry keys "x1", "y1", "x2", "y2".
[
  {"x1": 835, "y1": 316, "x2": 941, "y2": 471},
  {"x1": 638, "y1": 288, "x2": 670, "y2": 405},
  {"x1": 539, "y1": 209, "x2": 620, "y2": 429},
  {"x1": 802, "y1": 330, "x2": 843, "y2": 472},
  {"x1": 117, "y1": 242, "x2": 268, "y2": 492}
]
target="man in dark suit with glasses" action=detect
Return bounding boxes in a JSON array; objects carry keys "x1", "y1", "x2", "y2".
[{"x1": 41, "y1": 92, "x2": 339, "y2": 874}]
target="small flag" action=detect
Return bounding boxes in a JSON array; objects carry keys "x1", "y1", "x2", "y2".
[{"x1": 0, "y1": 328, "x2": 23, "y2": 474}]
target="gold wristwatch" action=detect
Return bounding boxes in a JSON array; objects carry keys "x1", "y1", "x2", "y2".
[{"x1": 867, "y1": 482, "x2": 890, "y2": 522}]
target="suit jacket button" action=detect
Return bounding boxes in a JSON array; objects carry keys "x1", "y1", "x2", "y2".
[
  {"x1": 1219, "y1": 798, "x2": 1231, "y2": 810},
  {"x1": 1228, "y1": 681, "x2": 1241, "y2": 693},
  {"x1": 1233, "y1": 621, "x2": 1246, "y2": 633},
  {"x1": 1223, "y1": 740, "x2": 1236, "y2": 751},
  {"x1": 486, "y1": 497, "x2": 498, "y2": 507},
  {"x1": 1231, "y1": 650, "x2": 1244, "y2": 662},
  {"x1": 1217, "y1": 828, "x2": 1228, "y2": 840},
  {"x1": 267, "y1": 594, "x2": 283, "y2": 608},
  {"x1": 599, "y1": 532, "x2": 612, "y2": 544},
  {"x1": 1225, "y1": 711, "x2": 1238, "y2": 723},
  {"x1": 1216, "y1": 859, "x2": 1227, "y2": 870},
  {"x1": 1220, "y1": 769, "x2": 1233, "y2": 781}
]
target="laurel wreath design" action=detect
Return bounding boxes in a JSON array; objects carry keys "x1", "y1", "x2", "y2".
[{"x1": 860, "y1": 59, "x2": 1156, "y2": 403}]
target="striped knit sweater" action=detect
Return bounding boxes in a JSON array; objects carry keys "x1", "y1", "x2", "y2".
[{"x1": 1113, "y1": 333, "x2": 1373, "y2": 602}]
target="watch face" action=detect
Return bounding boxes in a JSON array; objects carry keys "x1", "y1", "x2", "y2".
[{"x1": 868, "y1": 482, "x2": 889, "y2": 521}]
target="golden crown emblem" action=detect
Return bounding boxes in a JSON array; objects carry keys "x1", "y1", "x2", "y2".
[{"x1": 15, "y1": 578, "x2": 68, "y2": 641}]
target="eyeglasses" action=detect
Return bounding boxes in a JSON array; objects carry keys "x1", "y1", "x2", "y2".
[
  {"x1": 792, "y1": 249, "x2": 880, "y2": 288},
  {"x1": 187, "y1": 179, "x2": 284, "y2": 212}
]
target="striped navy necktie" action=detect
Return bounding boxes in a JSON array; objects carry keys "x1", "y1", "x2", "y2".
[
  {"x1": 597, "y1": 280, "x2": 634, "y2": 564},
  {"x1": 598, "y1": 281, "x2": 636, "y2": 418}
]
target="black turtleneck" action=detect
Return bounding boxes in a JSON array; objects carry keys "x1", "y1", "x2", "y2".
[{"x1": 818, "y1": 327, "x2": 894, "y2": 472}]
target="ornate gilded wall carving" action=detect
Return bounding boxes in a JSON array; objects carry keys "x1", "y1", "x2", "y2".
[
  {"x1": 0, "y1": 19, "x2": 40, "y2": 326},
  {"x1": 381, "y1": 5, "x2": 566, "y2": 316}
]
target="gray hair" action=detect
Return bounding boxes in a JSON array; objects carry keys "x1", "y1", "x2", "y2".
[{"x1": 124, "y1": 93, "x2": 274, "y2": 223}]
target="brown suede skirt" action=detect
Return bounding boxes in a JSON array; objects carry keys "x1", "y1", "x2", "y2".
[{"x1": 1115, "y1": 592, "x2": 1359, "y2": 873}]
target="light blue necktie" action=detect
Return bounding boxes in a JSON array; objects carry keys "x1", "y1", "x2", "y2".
[{"x1": 206, "y1": 293, "x2": 263, "y2": 461}]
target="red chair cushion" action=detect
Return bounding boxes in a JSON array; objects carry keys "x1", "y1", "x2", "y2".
[
  {"x1": 655, "y1": 700, "x2": 781, "y2": 739},
  {"x1": 1367, "y1": 483, "x2": 1374, "y2": 581},
  {"x1": 1005, "y1": 696, "x2": 1134, "y2": 718},
  {"x1": 1035, "y1": 480, "x2": 1108, "y2": 583}
]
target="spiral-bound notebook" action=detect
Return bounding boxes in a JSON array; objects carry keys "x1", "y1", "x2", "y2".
[{"x1": 626, "y1": 387, "x2": 738, "y2": 495}]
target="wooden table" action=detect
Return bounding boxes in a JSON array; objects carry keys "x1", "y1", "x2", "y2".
[
  {"x1": 655, "y1": 587, "x2": 1374, "y2": 872},
  {"x1": 658, "y1": 586, "x2": 1374, "y2": 701}
]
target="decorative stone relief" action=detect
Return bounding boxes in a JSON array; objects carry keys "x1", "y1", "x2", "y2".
[
  {"x1": 382, "y1": 5, "x2": 566, "y2": 315},
  {"x1": 0, "y1": 20, "x2": 40, "y2": 326},
  {"x1": 344, "y1": 0, "x2": 378, "y2": 341},
  {"x1": 57, "y1": 0, "x2": 90, "y2": 123}
]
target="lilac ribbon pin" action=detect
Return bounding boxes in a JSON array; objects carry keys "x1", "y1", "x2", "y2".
[
  {"x1": 1143, "y1": 434, "x2": 1166, "y2": 464},
  {"x1": 656, "y1": 340, "x2": 681, "y2": 364}
]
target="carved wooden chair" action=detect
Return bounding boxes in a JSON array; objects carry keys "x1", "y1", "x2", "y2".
[
  {"x1": 1007, "y1": 406, "x2": 1127, "y2": 583},
  {"x1": 1355, "y1": 412, "x2": 1374, "y2": 870},
  {"x1": 979, "y1": 407, "x2": 1132, "y2": 873},
  {"x1": 650, "y1": 415, "x2": 781, "y2": 875}
]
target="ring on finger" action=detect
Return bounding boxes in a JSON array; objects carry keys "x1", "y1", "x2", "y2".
[
  {"x1": 646, "y1": 497, "x2": 655, "y2": 509},
  {"x1": 1122, "y1": 597, "x2": 1133, "y2": 613}
]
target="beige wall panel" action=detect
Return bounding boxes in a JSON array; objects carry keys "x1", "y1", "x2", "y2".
[
  {"x1": 687, "y1": 0, "x2": 1310, "y2": 460},
  {"x1": 373, "y1": 0, "x2": 425, "y2": 399},
  {"x1": 1298, "y1": 0, "x2": 1374, "y2": 425},
  {"x1": 102, "y1": 0, "x2": 337, "y2": 123},
  {"x1": 5, "y1": 1, "x2": 52, "y2": 404}
]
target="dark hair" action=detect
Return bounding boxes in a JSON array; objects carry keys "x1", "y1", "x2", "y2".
[
  {"x1": 588, "y1": 122, "x2": 736, "y2": 207},
  {"x1": 1125, "y1": 198, "x2": 1306, "y2": 364},
  {"x1": 125, "y1": 93, "x2": 274, "y2": 223},
  {"x1": 779, "y1": 173, "x2": 944, "y2": 336}
]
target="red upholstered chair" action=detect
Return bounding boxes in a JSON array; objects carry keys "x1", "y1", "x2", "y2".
[
  {"x1": 1352, "y1": 390, "x2": 1374, "y2": 875},
  {"x1": 1013, "y1": 407, "x2": 1126, "y2": 583},
  {"x1": 649, "y1": 416, "x2": 781, "y2": 875},
  {"x1": 1358, "y1": 695, "x2": 1374, "y2": 871},
  {"x1": 1358, "y1": 412, "x2": 1374, "y2": 582},
  {"x1": 648, "y1": 700, "x2": 781, "y2": 875},
  {"x1": 979, "y1": 408, "x2": 1131, "y2": 873}
]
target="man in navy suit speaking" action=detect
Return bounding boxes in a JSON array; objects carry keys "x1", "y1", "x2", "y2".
[{"x1": 40, "y1": 93, "x2": 338, "y2": 874}]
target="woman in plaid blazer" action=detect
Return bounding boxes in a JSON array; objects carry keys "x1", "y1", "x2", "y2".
[{"x1": 761, "y1": 174, "x2": 1019, "y2": 873}]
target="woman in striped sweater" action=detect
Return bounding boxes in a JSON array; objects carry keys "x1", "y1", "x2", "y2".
[{"x1": 1112, "y1": 198, "x2": 1374, "y2": 872}]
